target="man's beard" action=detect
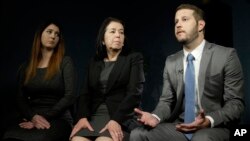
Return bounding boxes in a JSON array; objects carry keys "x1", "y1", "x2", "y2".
[{"x1": 177, "y1": 38, "x2": 188, "y2": 44}]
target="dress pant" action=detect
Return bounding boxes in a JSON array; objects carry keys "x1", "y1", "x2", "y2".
[{"x1": 130, "y1": 122, "x2": 230, "y2": 141}]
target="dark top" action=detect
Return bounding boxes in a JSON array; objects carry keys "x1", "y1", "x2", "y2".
[
  {"x1": 76, "y1": 52, "x2": 145, "y2": 130},
  {"x1": 74, "y1": 61, "x2": 116, "y2": 138},
  {"x1": 17, "y1": 56, "x2": 77, "y2": 123},
  {"x1": 99, "y1": 61, "x2": 116, "y2": 94}
]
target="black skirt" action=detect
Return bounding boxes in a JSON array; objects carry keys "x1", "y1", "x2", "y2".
[
  {"x1": 3, "y1": 119, "x2": 72, "y2": 141},
  {"x1": 74, "y1": 103, "x2": 128, "y2": 139},
  {"x1": 75, "y1": 103, "x2": 111, "y2": 137}
]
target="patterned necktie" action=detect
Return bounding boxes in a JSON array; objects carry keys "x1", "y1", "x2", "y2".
[{"x1": 184, "y1": 53, "x2": 195, "y2": 140}]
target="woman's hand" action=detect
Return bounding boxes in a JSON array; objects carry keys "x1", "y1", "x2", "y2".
[
  {"x1": 99, "y1": 120, "x2": 123, "y2": 141},
  {"x1": 19, "y1": 119, "x2": 35, "y2": 129},
  {"x1": 70, "y1": 118, "x2": 94, "y2": 139},
  {"x1": 32, "y1": 114, "x2": 50, "y2": 129}
]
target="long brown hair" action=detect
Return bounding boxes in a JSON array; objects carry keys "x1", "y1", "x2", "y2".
[{"x1": 24, "y1": 20, "x2": 65, "y2": 84}]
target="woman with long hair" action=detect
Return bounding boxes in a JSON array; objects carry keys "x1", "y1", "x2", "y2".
[{"x1": 3, "y1": 19, "x2": 76, "y2": 141}]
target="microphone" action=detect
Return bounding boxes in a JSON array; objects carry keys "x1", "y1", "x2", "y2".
[{"x1": 178, "y1": 69, "x2": 183, "y2": 74}]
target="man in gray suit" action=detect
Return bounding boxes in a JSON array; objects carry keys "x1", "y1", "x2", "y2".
[{"x1": 130, "y1": 3, "x2": 244, "y2": 141}]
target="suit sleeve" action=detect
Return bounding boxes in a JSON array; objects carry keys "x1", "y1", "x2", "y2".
[
  {"x1": 152, "y1": 56, "x2": 175, "y2": 121},
  {"x1": 207, "y1": 49, "x2": 244, "y2": 126}
]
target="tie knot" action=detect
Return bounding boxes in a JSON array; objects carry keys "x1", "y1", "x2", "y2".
[{"x1": 187, "y1": 54, "x2": 195, "y2": 61}]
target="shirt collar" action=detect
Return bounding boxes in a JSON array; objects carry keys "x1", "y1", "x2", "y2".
[{"x1": 183, "y1": 39, "x2": 205, "y2": 61}]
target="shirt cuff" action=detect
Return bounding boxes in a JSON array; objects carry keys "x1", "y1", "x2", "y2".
[
  {"x1": 205, "y1": 115, "x2": 214, "y2": 127},
  {"x1": 152, "y1": 114, "x2": 161, "y2": 122}
]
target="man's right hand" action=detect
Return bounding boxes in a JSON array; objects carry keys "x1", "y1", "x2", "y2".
[{"x1": 134, "y1": 108, "x2": 160, "y2": 127}]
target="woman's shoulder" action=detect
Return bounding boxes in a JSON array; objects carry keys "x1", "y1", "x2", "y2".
[
  {"x1": 16, "y1": 61, "x2": 29, "y2": 80},
  {"x1": 62, "y1": 56, "x2": 75, "y2": 64},
  {"x1": 61, "y1": 56, "x2": 74, "y2": 68},
  {"x1": 62, "y1": 56, "x2": 73, "y2": 62},
  {"x1": 18, "y1": 61, "x2": 29, "y2": 73}
]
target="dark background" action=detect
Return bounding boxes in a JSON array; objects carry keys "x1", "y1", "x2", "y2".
[{"x1": 1, "y1": 0, "x2": 250, "y2": 138}]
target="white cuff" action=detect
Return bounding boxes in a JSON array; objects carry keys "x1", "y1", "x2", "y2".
[
  {"x1": 152, "y1": 114, "x2": 161, "y2": 122},
  {"x1": 205, "y1": 115, "x2": 214, "y2": 127}
]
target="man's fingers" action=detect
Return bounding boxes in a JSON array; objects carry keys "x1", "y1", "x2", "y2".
[
  {"x1": 179, "y1": 123, "x2": 196, "y2": 129},
  {"x1": 176, "y1": 125, "x2": 196, "y2": 133},
  {"x1": 137, "y1": 117, "x2": 144, "y2": 123},
  {"x1": 198, "y1": 109, "x2": 205, "y2": 119},
  {"x1": 134, "y1": 108, "x2": 143, "y2": 115}
]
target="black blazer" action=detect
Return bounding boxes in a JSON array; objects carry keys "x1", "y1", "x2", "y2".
[{"x1": 76, "y1": 52, "x2": 145, "y2": 126}]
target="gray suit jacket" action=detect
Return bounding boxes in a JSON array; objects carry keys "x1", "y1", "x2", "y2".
[{"x1": 152, "y1": 41, "x2": 244, "y2": 127}]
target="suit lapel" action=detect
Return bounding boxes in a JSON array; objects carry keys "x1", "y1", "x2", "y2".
[
  {"x1": 106, "y1": 55, "x2": 126, "y2": 93},
  {"x1": 175, "y1": 51, "x2": 184, "y2": 100},
  {"x1": 168, "y1": 51, "x2": 184, "y2": 121},
  {"x1": 198, "y1": 42, "x2": 213, "y2": 101}
]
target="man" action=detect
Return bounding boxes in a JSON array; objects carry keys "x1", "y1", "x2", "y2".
[{"x1": 130, "y1": 3, "x2": 244, "y2": 141}]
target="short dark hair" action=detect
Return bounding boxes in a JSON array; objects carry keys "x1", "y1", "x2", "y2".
[
  {"x1": 176, "y1": 4, "x2": 205, "y2": 22},
  {"x1": 95, "y1": 17, "x2": 130, "y2": 60}
]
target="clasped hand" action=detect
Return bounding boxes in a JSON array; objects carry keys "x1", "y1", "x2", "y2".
[{"x1": 19, "y1": 114, "x2": 50, "y2": 129}]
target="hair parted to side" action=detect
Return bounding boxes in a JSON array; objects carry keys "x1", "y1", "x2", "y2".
[
  {"x1": 176, "y1": 4, "x2": 205, "y2": 22},
  {"x1": 24, "y1": 19, "x2": 65, "y2": 84},
  {"x1": 95, "y1": 17, "x2": 130, "y2": 60}
]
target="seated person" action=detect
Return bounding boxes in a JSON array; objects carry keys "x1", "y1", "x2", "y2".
[
  {"x1": 70, "y1": 17, "x2": 145, "y2": 141},
  {"x1": 3, "y1": 19, "x2": 77, "y2": 141}
]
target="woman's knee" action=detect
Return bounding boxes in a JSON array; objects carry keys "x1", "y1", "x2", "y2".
[
  {"x1": 71, "y1": 136, "x2": 91, "y2": 141},
  {"x1": 95, "y1": 136, "x2": 113, "y2": 141}
]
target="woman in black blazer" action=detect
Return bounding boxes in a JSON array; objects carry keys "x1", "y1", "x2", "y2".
[{"x1": 70, "y1": 17, "x2": 145, "y2": 141}]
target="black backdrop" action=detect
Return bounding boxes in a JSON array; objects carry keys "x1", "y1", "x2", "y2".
[{"x1": 1, "y1": 0, "x2": 249, "y2": 138}]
